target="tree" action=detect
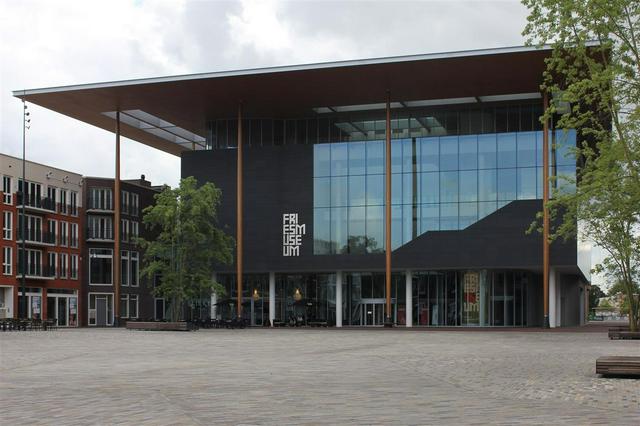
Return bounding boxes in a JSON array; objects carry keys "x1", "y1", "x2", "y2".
[
  {"x1": 522, "y1": 0, "x2": 640, "y2": 330},
  {"x1": 589, "y1": 284, "x2": 605, "y2": 308},
  {"x1": 138, "y1": 177, "x2": 234, "y2": 321}
]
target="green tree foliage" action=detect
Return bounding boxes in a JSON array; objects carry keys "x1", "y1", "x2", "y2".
[
  {"x1": 522, "y1": 0, "x2": 640, "y2": 330},
  {"x1": 589, "y1": 284, "x2": 605, "y2": 307},
  {"x1": 138, "y1": 177, "x2": 234, "y2": 321}
]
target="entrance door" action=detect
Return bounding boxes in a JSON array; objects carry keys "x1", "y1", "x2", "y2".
[
  {"x1": 96, "y1": 297, "x2": 107, "y2": 326},
  {"x1": 362, "y1": 302, "x2": 386, "y2": 326},
  {"x1": 57, "y1": 298, "x2": 68, "y2": 326}
]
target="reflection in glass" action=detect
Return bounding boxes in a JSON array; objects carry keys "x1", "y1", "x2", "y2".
[
  {"x1": 348, "y1": 175, "x2": 366, "y2": 206},
  {"x1": 497, "y1": 133, "x2": 517, "y2": 168},
  {"x1": 497, "y1": 168, "x2": 517, "y2": 201},
  {"x1": 331, "y1": 143, "x2": 348, "y2": 176},
  {"x1": 420, "y1": 138, "x2": 439, "y2": 172},
  {"x1": 440, "y1": 136, "x2": 458, "y2": 171},
  {"x1": 313, "y1": 177, "x2": 331, "y2": 207},
  {"x1": 459, "y1": 170, "x2": 478, "y2": 202},
  {"x1": 517, "y1": 167, "x2": 537, "y2": 200},
  {"x1": 478, "y1": 134, "x2": 497, "y2": 169},
  {"x1": 517, "y1": 132, "x2": 536, "y2": 167},
  {"x1": 440, "y1": 203, "x2": 458, "y2": 230},
  {"x1": 331, "y1": 176, "x2": 348, "y2": 207},
  {"x1": 440, "y1": 171, "x2": 458, "y2": 203},
  {"x1": 459, "y1": 136, "x2": 478, "y2": 170}
]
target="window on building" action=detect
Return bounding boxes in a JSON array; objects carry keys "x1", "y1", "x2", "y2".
[
  {"x1": 89, "y1": 248, "x2": 112, "y2": 285},
  {"x1": 69, "y1": 191, "x2": 78, "y2": 216},
  {"x1": 70, "y1": 223, "x2": 78, "y2": 247},
  {"x1": 130, "y1": 221, "x2": 139, "y2": 241},
  {"x1": 88, "y1": 216, "x2": 113, "y2": 240},
  {"x1": 2, "y1": 246, "x2": 11, "y2": 275},
  {"x1": 48, "y1": 252, "x2": 57, "y2": 278},
  {"x1": 130, "y1": 251, "x2": 139, "y2": 287},
  {"x1": 47, "y1": 219, "x2": 57, "y2": 245},
  {"x1": 121, "y1": 250, "x2": 129, "y2": 287},
  {"x1": 59, "y1": 221, "x2": 68, "y2": 246},
  {"x1": 18, "y1": 214, "x2": 43, "y2": 242},
  {"x1": 3, "y1": 211, "x2": 12, "y2": 240},
  {"x1": 47, "y1": 186, "x2": 57, "y2": 212},
  {"x1": 121, "y1": 190, "x2": 130, "y2": 215},
  {"x1": 90, "y1": 188, "x2": 113, "y2": 210},
  {"x1": 18, "y1": 249, "x2": 42, "y2": 276},
  {"x1": 2, "y1": 176, "x2": 12, "y2": 204},
  {"x1": 120, "y1": 294, "x2": 139, "y2": 319},
  {"x1": 59, "y1": 253, "x2": 68, "y2": 278},
  {"x1": 70, "y1": 254, "x2": 78, "y2": 279},
  {"x1": 131, "y1": 193, "x2": 139, "y2": 216},
  {"x1": 18, "y1": 180, "x2": 42, "y2": 207},
  {"x1": 121, "y1": 219, "x2": 129, "y2": 242},
  {"x1": 59, "y1": 189, "x2": 68, "y2": 214}
]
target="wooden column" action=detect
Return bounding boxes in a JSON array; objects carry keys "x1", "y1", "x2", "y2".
[
  {"x1": 236, "y1": 103, "x2": 243, "y2": 318},
  {"x1": 384, "y1": 93, "x2": 392, "y2": 327},
  {"x1": 114, "y1": 111, "x2": 121, "y2": 326},
  {"x1": 542, "y1": 92, "x2": 550, "y2": 328}
]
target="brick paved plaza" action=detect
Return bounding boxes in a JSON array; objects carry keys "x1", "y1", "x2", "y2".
[{"x1": 1, "y1": 328, "x2": 639, "y2": 425}]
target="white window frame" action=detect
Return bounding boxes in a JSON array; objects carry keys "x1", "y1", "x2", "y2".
[
  {"x1": 130, "y1": 251, "x2": 139, "y2": 287},
  {"x1": 70, "y1": 254, "x2": 78, "y2": 279},
  {"x1": 2, "y1": 246, "x2": 12, "y2": 275},
  {"x1": 131, "y1": 193, "x2": 139, "y2": 216},
  {"x1": 47, "y1": 219, "x2": 58, "y2": 245},
  {"x1": 59, "y1": 253, "x2": 68, "y2": 279},
  {"x1": 121, "y1": 219, "x2": 129, "y2": 242},
  {"x1": 88, "y1": 216, "x2": 113, "y2": 240},
  {"x1": 70, "y1": 223, "x2": 78, "y2": 247},
  {"x1": 88, "y1": 292, "x2": 114, "y2": 326},
  {"x1": 3, "y1": 211, "x2": 12, "y2": 240},
  {"x1": 121, "y1": 250, "x2": 129, "y2": 287},
  {"x1": 48, "y1": 251, "x2": 58, "y2": 278},
  {"x1": 60, "y1": 221, "x2": 68, "y2": 247},
  {"x1": 70, "y1": 191, "x2": 78, "y2": 216},
  {"x1": 129, "y1": 294, "x2": 138, "y2": 319},
  {"x1": 59, "y1": 189, "x2": 68, "y2": 214},
  {"x1": 90, "y1": 188, "x2": 113, "y2": 210},
  {"x1": 131, "y1": 221, "x2": 139, "y2": 240},
  {"x1": 3, "y1": 176, "x2": 12, "y2": 205}
]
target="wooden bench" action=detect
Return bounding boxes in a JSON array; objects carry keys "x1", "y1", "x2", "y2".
[
  {"x1": 126, "y1": 321, "x2": 191, "y2": 331},
  {"x1": 596, "y1": 356, "x2": 640, "y2": 377},
  {"x1": 608, "y1": 327, "x2": 640, "y2": 339}
]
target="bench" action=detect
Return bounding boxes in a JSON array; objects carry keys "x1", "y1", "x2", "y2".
[
  {"x1": 126, "y1": 321, "x2": 191, "y2": 331},
  {"x1": 608, "y1": 327, "x2": 640, "y2": 340},
  {"x1": 596, "y1": 356, "x2": 640, "y2": 377}
]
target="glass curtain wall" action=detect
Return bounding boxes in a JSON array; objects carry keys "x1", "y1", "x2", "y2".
[
  {"x1": 217, "y1": 273, "x2": 269, "y2": 325},
  {"x1": 344, "y1": 272, "x2": 404, "y2": 326},
  {"x1": 275, "y1": 273, "x2": 336, "y2": 325},
  {"x1": 412, "y1": 270, "x2": 531, "y2": 326},
  {"x1": 313, "y1": 130, "x2": 576, "y2": 254}
]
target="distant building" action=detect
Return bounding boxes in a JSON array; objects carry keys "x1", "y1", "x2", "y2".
[
  {"x1": 82, "y1": 175, "x2": 161, "y2": 326},
  {"x1": 1, "y1": 153, "x2": 83, "y2": 326}
]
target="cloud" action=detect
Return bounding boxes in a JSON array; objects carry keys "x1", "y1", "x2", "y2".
[{"x1": 1, "y1": 0, "x2": 529, "y2": 188}]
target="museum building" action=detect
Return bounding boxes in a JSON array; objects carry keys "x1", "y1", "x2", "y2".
[{"x1": 14, "y1": 45, "x2": 592, "y2": 328}]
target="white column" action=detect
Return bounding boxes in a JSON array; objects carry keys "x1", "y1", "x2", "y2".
[
  {"x1": 549, "y1": 267, "x2": 557, "y2": 328},
  {"x1": 336, "y1": 271, "x2": 343, "y2": 327},
  {"x1": 405, "y1": 270, "x2": 412, "y2": 327},
  {"x1": 556, "y1": 273, "x2": 562, "y2": 327},
  {"x1": 269, "y1": 272, "x2": 275, "y2": 327},
  {"x1": 211, "y1": 272, "x2": 217, "y2": 319}
]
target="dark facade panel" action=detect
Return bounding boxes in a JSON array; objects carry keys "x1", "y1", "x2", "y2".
[{"x1": 181, "y1": 147, "x2": 577, "y2": 274}]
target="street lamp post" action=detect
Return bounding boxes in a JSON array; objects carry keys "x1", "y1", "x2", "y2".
[{"x1": 20, "y1": 98, "x2": 30, "y2": 319}]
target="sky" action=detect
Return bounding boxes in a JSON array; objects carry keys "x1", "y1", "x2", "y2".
[
  {"x1": 0, "y1": 0, "x2": 608, "y2": 286},
  {"x1": 0, "y1": 0, "x2": 530, "y2": 187}
]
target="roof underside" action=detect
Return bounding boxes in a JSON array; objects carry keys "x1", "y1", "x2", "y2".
[{"x1": 14, "y1": 45, "x2": 553, "y2": 156}]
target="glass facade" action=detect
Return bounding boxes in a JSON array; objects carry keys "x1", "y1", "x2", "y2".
[{"x1": 313, "y1": 129, "x2": 576, "y2": 254}]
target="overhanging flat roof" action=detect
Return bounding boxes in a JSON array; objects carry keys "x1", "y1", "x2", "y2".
[{"x1": 13, "y1": 44, "x2": 563, "y2": 156}]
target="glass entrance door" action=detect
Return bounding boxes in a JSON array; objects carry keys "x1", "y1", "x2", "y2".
[{"x1": 361, "y1": 300, "x2": 386, "y2": 326}]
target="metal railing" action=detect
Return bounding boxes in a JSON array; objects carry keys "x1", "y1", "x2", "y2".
[
  {"x1": 86, "y1": 226, "x2": 113, "y2": 240},
  {"x1": 17, "y1": 229, "x2": 56, "y2": 245},
  {"x1": 17, "y1": 194, "x2": 56, "y2": 211}
]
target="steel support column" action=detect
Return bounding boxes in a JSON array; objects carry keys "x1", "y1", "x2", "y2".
[
  {"x1": 542, "y1": 92, "x2": 550, "y2": 328},
  {"x1": 236, "y1": 103, "x2": 243, "y2": 318},
  {"x1": 114, "y1": 111, "x2": 121, "y2": 326},
  {"x1": 384, "y1": 92, "x2": 393, "y2": 327}
]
